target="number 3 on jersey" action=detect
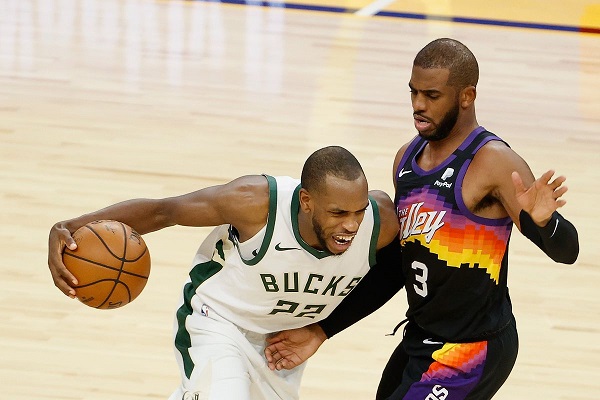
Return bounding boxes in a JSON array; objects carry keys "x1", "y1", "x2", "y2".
[{"x1": 412, "y1": 261, "x2": 428, "y2": 297}]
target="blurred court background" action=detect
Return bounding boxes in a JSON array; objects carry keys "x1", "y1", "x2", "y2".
[{"x1": 1, "y1": 0, "x2": 599, "y2": 399}]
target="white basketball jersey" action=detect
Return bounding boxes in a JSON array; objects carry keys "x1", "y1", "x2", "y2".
[{"x1": 177, "y1": 175, "x2": 381, "y2": 334}]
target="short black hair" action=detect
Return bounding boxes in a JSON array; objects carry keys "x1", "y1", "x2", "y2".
[
  {"x1": 414, "y1": 38, "x2": 479, "y2": 89},
  {"x1": 301, "y1": 146, "x2": 365, "y2": 193}
]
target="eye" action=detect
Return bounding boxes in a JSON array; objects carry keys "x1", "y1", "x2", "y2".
[{"x1": 330, "y1": 211, "x2": 347, "y2": 216}]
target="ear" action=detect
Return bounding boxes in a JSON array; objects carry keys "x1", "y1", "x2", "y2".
[
  {"x1": 298, "y1": 188, "x2": 313, "y2": 213},
  {"x1": 460, "y1": 85, "x2": 476, "y2": 108}
]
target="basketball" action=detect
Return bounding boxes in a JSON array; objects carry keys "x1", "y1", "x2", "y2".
[{"x1": 62, "y1": 220, "x2": 151, "y2": 309}]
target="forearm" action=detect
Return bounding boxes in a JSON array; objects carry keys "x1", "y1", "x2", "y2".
[
  {"x1": 319, "y1": 240, "x2": 404, "y2": 338},
  {"x1": 519, "y1": 210, "x2": 579, "y2": 264},
  {"x1": 62, "y1": 198, "x2": 173, "y2": 235}
]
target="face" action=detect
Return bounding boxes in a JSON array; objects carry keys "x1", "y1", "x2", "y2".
[
  {"x1": 301, "y1": 175, "x2": 369, "y2": 255},
  {"x1": 409, "y1": 66, "x2": 460, "y2": 141}
]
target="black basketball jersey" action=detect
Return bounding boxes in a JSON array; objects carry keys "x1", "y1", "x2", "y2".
[{"x1": 395, "y1": 127, "x2": 514, "y2": 341}]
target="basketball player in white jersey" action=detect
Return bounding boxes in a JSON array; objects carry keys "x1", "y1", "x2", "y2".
[{"x1": 47, "y1": 146, "x2": 400, "y2": 400}]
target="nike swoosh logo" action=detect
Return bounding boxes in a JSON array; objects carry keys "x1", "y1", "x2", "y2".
[
  {"x1": 275, "y1": 243, "x2": 301, "y2": 252},
  {"x1": 549, "y1": 218, "x2": 559, "y2": 238},
  {"x1": 423, "y1": 338, "x2": 444, "y2": 345},
  {"x1": 398, "y1": 168, "x2": 412, "y2": 178}
]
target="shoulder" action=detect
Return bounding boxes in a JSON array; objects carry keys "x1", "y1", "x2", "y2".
[
  {"x1": 392, "y1": 140, "x2": 416, "y2": 187},
  {"x1": 472, "y1": 140, "x2": 531, "y2": 178},
  {"x1": 393, "y1": 141, "x2": 414, "y2": 170},
  {"x1": 221, "y1": 175, "x2": 271, "y2": 203},
  {"x1": 469, "y1": 139, "x2": 535, "y2": 198},
  {"x1": 369, "y1": 190, "x2": 399, "y2": 249},
  {"x1": 218, "y1": 175, "x2": 272, "y2": 238}
]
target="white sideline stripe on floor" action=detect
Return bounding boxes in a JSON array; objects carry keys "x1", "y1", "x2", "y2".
[{"x1": 355, "y1": 0, "x2": 396, "y2": 16}]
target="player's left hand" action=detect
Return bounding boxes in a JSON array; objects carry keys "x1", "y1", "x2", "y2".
[{"x1": 512, "y1": 170, "x2": 568, "y2": 226}]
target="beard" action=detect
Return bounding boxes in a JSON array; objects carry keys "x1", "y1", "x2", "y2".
[
  {"x1": 311, "y1": 216, "x2": 344, "y2": 256},
  {"x1": 419, "y1": 101, "x2": 459, "y2": 142},
  {"x1": 312, "y1": 216, "x2": 331, "y2": 253}
]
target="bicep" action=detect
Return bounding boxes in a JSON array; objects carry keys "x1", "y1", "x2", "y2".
[
  {"x1": 485, "y1": 145, "x2": 535, "y2": 226},
  {"x1": 166, "y1": 175, "x2": 269, "y2": 230}
]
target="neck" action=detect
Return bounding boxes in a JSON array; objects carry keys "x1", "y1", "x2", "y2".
[{"x1": 422, "y1": 119, "x2": 479, "y2": 169}]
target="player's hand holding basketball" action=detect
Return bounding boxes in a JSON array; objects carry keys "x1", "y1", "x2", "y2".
[
  {"x1": 48, "y1": 221, "x2": 80, "y2": 298},
  {"x1": 48, "y1": 219, "x2": 151, "y2": 309}
]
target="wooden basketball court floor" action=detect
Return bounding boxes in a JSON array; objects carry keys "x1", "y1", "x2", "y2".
[{"x1": 1, "y1": 0, "x2": 599, "y2": 398}]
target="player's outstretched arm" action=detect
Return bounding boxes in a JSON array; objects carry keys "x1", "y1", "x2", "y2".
[
  {"x1": 47, "y1": 175, "x2": 270, "y2": 297},
  {"x1": 265, "y1": 324, "x2": 328, "y2": 371},
  {"x1": 48, "y1": 197, "x2": 175, "y2": 297},
  {"x1": 475, "y1": 143, "x2": 578, "y2": 264}
]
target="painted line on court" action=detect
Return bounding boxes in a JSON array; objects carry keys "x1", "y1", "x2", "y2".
[
  {"x1": 190, "y1": 0, "x2": 600, "y2": 35},
  {"x1": 355, "y1": 0, "x2": 396, "y2": 17}
]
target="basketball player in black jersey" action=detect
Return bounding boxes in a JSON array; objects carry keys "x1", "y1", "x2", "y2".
[{"x1": 264, "y1": 38, "x2": 579, "y2": 400}]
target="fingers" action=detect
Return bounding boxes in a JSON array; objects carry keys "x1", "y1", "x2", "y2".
[
  {"x1": 266, "y1": 348, "x2": 282, "y2": 371},
  {"x1": 275, "y1": 357, "x2": 291, "y2": 371},
  {"x1": 538, "y1": 169, "x2": 556, "y2": 184},
  {"x1": 511, "y1": 171, "x2": 526, "y2": 194},
  {"x1": 48, "y1": 223, "x2": 79, "y2": 298},
  {"x1": 527, "y1": 170, "x2": 568, "y2": 196},
  {"x1": 264, "y1": 345, "x2": 276, "y2": 362},
  {"x1": 265, "y1": 345, "x2": 296, "y2": 371},
  {"x1": 550, "y1": 174, "x2": 566, "y2": 187},
  {"x1": 270, "y1": 351, "x2": 281, "y2": 371},
  {"x1": 553, "y1": 186, "x2": 568, "y2": 199},
  {"x1": 541, "y1": 170, "x2": 567, "y2": 190},
  {"x1": 265, "y1": 344, "x2": 283, "y2": 365},
  {"x1": 546, "y1": 172, "x2": 568, "y2": 202},
  {"x1": 65, "y1": 236, "x2": 78, "y2": 251},
  {"x1": 52, "y1": 246, "x2": 78, "y2": 285},
  {"x1": 267, "y1": 350, "x2": 293, "y2": 371},
  {"x1": 49, "y1": 261, "x2": 78, "y2": 298}
]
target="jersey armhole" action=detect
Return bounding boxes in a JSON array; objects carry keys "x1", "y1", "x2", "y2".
[
  {"x1": 238, "y1": 174, "x2": 278, "y2": 266},
  {"x1": 455, "y1": 139, "x2": 513, "y2": 227}
]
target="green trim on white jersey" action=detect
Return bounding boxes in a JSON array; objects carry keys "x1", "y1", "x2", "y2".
[{"x1": 238, "y1": 174, "x2": 278, "y2": 266}]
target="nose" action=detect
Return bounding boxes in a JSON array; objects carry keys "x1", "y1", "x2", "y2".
[
  {"x1": 412, "y1": 93, "x2": 426, "y2": 113},
  {"x1": 341, "y1": 216, "x2": 360, "y2": 233}
]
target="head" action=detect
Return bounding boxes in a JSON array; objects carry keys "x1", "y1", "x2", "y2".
[
  {"x1": 410, "y1": 38, "x2": 479, "y2": 141},
  {"x1": 299, "y1": 146, "x2": 369, "y2": 255}
]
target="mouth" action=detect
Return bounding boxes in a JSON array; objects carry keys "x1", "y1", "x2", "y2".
[
  {"x1": 414, "y1": 114, "x2": 433, "y2": 132},
  {"x1": 333, "y1": 234, "x2": 355, "y2": 245},
  {"x1": 330, "y1": 233, "x2": 356, "y2": 253}
]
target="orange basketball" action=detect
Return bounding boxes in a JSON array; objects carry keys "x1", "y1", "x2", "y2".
[{"x1": 62, "y1": 220, "x2": 151, "y2": 309}]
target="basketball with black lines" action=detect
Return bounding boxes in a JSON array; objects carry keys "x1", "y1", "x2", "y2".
[{"x1": 62, "y1": 220, "x2": 151, "y2": 309}]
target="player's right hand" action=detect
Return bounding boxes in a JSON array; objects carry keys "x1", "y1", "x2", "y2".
[
  {"x1": 265, "y1": 324, "x2": 328, "y2": 371},
  {"x1": 47, "y1": 222, "x2": 79, "y2": 298}
]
